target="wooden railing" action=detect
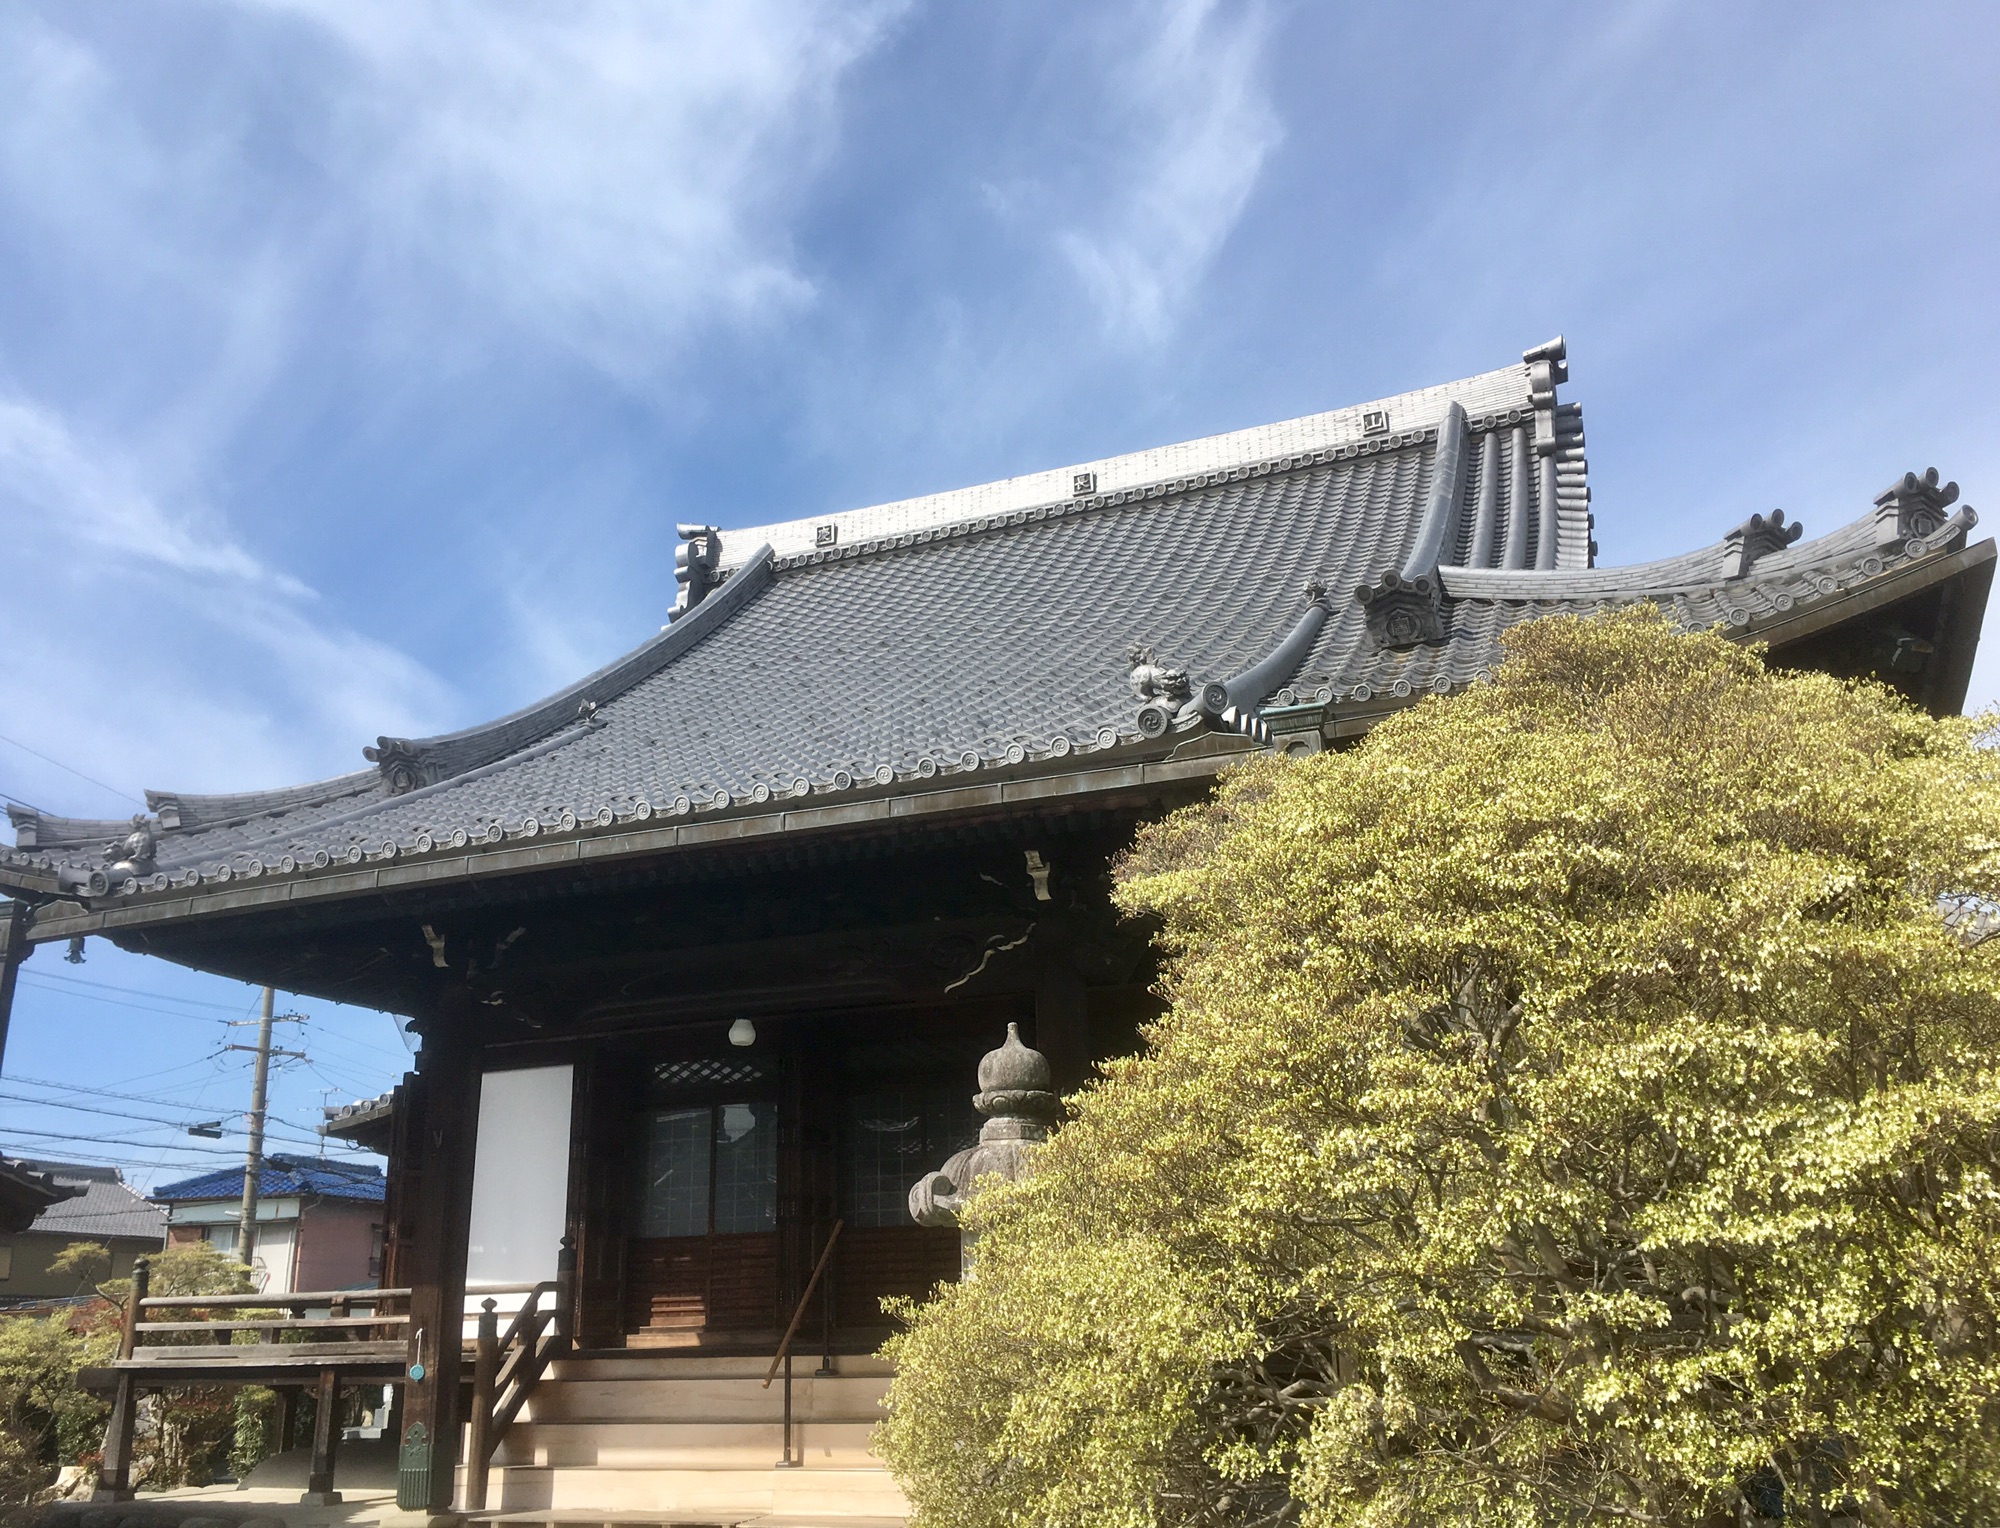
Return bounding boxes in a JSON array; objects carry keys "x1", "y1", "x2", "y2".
[
  {"x1": 462, "y1": 1237, "x2": 576, "y2": 1512},
  {"x1": 764, "y1": 1219, "x2": 843, "y2": 1469},
  {"x1": 95, "y1": 1259, "x2": 414, "y2": 1504}
]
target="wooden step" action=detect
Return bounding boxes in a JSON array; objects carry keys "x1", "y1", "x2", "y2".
[
  {"x1": 494, "y1": 1420, "x2": 881, "y2": 1469},
  {"x1": 553, "y1": 1354, "x2": 895, "y2": 1382},
  {"x1": 524, "y1": 1374, "x2": 890, "y2": 1424},
  {"x1": 483, "y1": 1463, "x2": 909, "y2": 1517}
]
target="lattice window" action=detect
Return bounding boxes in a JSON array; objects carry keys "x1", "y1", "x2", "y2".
[
  {"x1": 651, "y1": 1057, "x2": 768, "y2": 1093},
  {"x1": 631, "y1": 1101, "x2": 779, "y2": 1237},
  {"x1": 840, "y1": 1089, "x2": 981, "y2": 1228}
]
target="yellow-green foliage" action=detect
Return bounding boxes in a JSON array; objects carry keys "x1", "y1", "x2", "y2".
[
  {"x1": 877, "y1": 610, "x2": 2000, "y2": 1528},
  {"x1": 0, "y1": 1314, "x2": 107, "y2": 1502}
]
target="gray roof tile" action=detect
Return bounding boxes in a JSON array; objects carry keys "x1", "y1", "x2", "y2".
[
  {"x1": 0, "y1": 341, "x2": 1983, "y2": 893},
  {"x1": 15, "y1": 1161, "x2": 167, "y2": 1243}
]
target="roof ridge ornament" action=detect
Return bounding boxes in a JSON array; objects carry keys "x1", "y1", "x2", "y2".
[
  {"x1": 363, "y1": 737, "x2": 439, "y2": 797},
  {"x1": 673, "y1": 524, "x2": 722, "y2": 618},
  {"x1": 1356, "y1": 568, "x2": 1443, "y2": 648},
  {"x1": 1523, "y1": 335, "x2": 1568, "y2": 403},
  {"x1": 1128, "y1": 644, "x2": 1192, "y2": 738},
  {"x1": 1874, "y1": 467, "x2": 1964, "y2": 550},
  {"x1": 1721, "y1": 508, "x2": 1805, "y2": 579}
]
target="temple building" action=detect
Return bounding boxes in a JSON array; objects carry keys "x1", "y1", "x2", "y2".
[{"x1": 0, "y1": 339, "x2": 1988, "y2": 1516}]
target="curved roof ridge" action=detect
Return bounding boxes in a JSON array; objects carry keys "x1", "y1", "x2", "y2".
[
  {"x1": 3, "y1": 807, "x2": 138, "y2": 848},
  {"x1": 721, "y1": 362, "x2": 1538, "y2": 569},
  {"x1": 1438, "y1": 498, "x2": 1972, "y2": 603},
  {"x1": 144, "y1": 771, "x2": 382, "y2": 834},
  {"x1": 767, "y1": 415, "x2": 1494, "y2": 576},
  {"x1": 361, "y1": 545, "x2": 777, "y2": 794}
]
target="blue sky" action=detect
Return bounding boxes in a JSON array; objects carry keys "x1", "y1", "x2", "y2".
[{"x1": 1, "y1": 2, "x2": 1995, "y2": 1188}]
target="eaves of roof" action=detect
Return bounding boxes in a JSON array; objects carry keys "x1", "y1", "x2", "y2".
[
  {"x1": 2, "y1": 343, "x2": 1989, "y2": 937},
  {"x1": 18, "y1": 733, "x2": 1258, "y2": 946}
]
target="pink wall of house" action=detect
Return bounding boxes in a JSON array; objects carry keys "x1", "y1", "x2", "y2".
[{"x1": 293, "y1": 1200, "x2": 383, "y2": 1292}]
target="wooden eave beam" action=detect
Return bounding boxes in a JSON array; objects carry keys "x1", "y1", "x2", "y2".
[
  {"x1": 20, "y1": 738, "x2": 1256, "y2": 948},
  {"x1": 1742, "y1": 537, "x2": 1995, "y2": 671}
]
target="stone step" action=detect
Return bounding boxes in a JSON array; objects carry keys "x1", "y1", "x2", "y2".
[
  {"x1": 484, "y1": 1463, "x2": 909, "y2": 1518},
  {"x1": 494, "y1": 1420, "x2": 880, "y2": 1470},
  {"x1": 525, "y1": 1375, "x2": 890, "y2": 1424},
  {"x1": 553, "y1": 1354, "x2": 895, "y2": 1383}
]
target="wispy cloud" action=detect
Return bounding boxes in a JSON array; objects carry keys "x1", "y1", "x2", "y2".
[
  {"x1": 1057, "y1": 0, "x2": 1281, "y2": 345},
  {"x1": 247, "y1": 0, "x2": 913, "y2": 377},
  {"x1": 0, "y1": 399, "x2": 295, "y2": 589},
  {"x1": 0, "y1": 395, "x2": 452, "y2": 804}
]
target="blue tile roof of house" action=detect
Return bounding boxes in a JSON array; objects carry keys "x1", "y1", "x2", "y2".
[{"x1": 150, "y1": 1152, "x2": 384, "y2": 1205}]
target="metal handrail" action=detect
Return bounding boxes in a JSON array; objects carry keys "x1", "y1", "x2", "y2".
[
  {"x1": 765, "y1": 1220, "x2": 843, "y2": 1469},
  {"x1": 765, "y1": 1220, "x2": 843, "y2": 1388}
]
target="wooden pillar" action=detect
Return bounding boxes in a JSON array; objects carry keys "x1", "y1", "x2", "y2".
[
  {"x1": 0, "y1": 900, "x2": 32, "y2": 1077},
  {"x1": 568, "y1": 1047, "x2": 637, "y2": 1351},
  {"x1": 302, "y1": 1365, "x2": 342, "y2": 1505},
  {"x1": 92, "y1": 1256, "x2": 147, "y2": 1501},
  {"x1": 464, "y1": 1298, "x2": 499, "y2": 1511},
  {"x1": 1032, "y1": 949, "x2": 1092, "y2": 1099},
  {"x1": 394, "y1": 1003, "x2": 482, "y2": 1513}
]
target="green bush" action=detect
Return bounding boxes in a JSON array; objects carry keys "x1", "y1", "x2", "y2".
[
  {"x1": 878, "y1": 610, "x2": 2000, "y2": 1528},
  {"x1": 0, "y1": 1313, "x2": 107, "y2": 1503}
]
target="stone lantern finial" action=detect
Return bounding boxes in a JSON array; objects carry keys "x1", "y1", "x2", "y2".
[{"x1": 909, "y1": 1023, "x2": 1058, "y2": 1230}]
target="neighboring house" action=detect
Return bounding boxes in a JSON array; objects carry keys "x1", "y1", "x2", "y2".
[
  {"x1": 0, "y1": 1161, "x2": 164, "y2": 1303},
  {"x1": 151, "y1": 1154, "x2": 385, "y2": 1294}
]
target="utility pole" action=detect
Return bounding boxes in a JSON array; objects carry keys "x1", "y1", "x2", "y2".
[{"x1": 235, "y1": 986, "x2": 276, "y2": 1270}]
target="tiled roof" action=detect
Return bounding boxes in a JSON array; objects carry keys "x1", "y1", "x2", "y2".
[
  {"x1": 0, "y1": 339, "x2": 1986, "y2": 897},
  {"x1": 16, "y1": 1160, "x2": 166, "y2": 1243},
  {"x1": 150, "y1": 1153, "x2": 385, "y2": 1206}
]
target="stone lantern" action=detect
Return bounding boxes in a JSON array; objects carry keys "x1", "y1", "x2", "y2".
[{"x1": 908, "y1": 1023, "x2": 1058, "y2": 1262}]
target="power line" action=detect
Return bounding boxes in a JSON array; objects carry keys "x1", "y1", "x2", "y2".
[
  {"x1": 0, "y1": 1091, "x2": 211, "y2": 1130},
  {"x1": 0, "y1": 1093, "x2": 328, "y2": 1149},
  {"x1": 13, "y1": 970, "x2": 261, "y2": 1015},
  {"x1": 99, "y1": 1054, "x2": 236, "y2": 1090},
  {"x1": 0, "y1": 732, "x2": 143, "y2": 809},
  {"x1": 13, "y1": 977, "x2": 236, "y2": 1025},
  {"x1": 305, "y1": 1028, "x2": 414, "y2": 1065},
  {"x1": 9, "y1": 1147, "x2": 255, "y2": 1175},
  {"x1": 5, "y1": 1071, "x2": 242, "y2": 1112},
  {"x1": 1, "y1": 1124, "x2": 243, "y2": 1151}
]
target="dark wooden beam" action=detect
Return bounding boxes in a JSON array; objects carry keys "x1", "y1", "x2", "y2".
[
  {"x1": 302, "y1": 1365, "x2": 343, "y2": 1505},
  {"x1": 0, "y1": 900, "x2": 28, "y2": 1076},
  {"x1": 393, "y1": 1006, "x2": 482, "y2": 1512}
]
